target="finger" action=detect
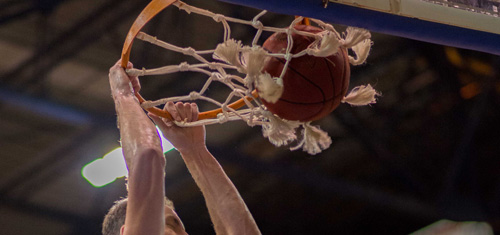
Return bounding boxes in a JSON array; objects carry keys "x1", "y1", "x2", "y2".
[
  {"x1": 148, "y1": 113, "x2": 172, "y2": 129},
  {"x1": 191, "y1": 103, "x2": 198, "y2": 121},
  {"x1": 122, "y1": 61, "x2": 140, "y2": 92},
  {"x1": 175, "y1": 102, "x2": 188, "y2": 121},
  {"x1": 130, "y1": 78, "x2": 141, "y2": 93},
  {"x1": 183, "y1": 103, "x2": 192, "y2": 121},
  {"x1": 166, "y1": 102, "x2": 181, "y2": 122}
]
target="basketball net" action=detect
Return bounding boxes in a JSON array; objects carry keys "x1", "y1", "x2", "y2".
[{"x1": 124, "y1": 0, "x2": 379, "y2": 155}]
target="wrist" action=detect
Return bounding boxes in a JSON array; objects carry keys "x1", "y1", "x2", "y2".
[
  {"x1": 177, "y1": 144, "x2": 208, "y2": 156},
  {"x1": 112, "y1": 91, "x2": 137, "y2": 102}
]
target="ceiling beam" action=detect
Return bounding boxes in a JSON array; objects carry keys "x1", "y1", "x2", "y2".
[
  {"x1": 0, "y1": 0, "x2": 146, "y2": 91},
  {"x1": 0, "y1": 87, "x2": 93, "y2": 125},
  {"x1": 0, "y1": 194, "x2": 101, "y2": 232}
]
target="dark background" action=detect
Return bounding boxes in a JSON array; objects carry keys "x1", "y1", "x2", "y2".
[{"x1": 0, "y1": 0, "x2": 499, "y2": 234}]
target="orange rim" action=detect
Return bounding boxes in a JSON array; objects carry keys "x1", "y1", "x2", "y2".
[
  {"x1": 120, "y1": 0, "x2": 259, "y2": 120},
  {"x1": 295, "y1": 16, "x2": 310, "y2": 25}
]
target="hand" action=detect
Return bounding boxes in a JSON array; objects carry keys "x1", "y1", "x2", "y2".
[
  {"x1": 109, "y1": 60, "x2": 140, "y2": 98},
  {"x1": 149, "y1": 102, "x2": 206, "y2": 153}
]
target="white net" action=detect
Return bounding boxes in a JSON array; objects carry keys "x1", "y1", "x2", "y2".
[{"x1": 126, "y1": 0, "x2": 378, "y2": 154}]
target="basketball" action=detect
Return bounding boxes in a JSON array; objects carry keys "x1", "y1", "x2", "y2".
[{"x1": 261, "y1": 24, "x2": 351, "y2": 122}]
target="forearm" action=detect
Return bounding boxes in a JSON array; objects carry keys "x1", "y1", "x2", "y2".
[
  {"x1": 180, "y1": 146, "x2": 260, "y2": 235},
  {"x1": 114, "y1": 94, "x2": 163, "y2": 166},
  {"x1": 113, "y1": 94, "x2": 166, "y2": 235}
]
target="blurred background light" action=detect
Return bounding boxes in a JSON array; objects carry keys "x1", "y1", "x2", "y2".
[{"x1": 82, "y1": 126, "x2": 174, "y2": 187}]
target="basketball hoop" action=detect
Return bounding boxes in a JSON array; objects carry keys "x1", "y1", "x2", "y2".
[{"x1": 120, "y1": 0, "x2": 379, "y2": 154}]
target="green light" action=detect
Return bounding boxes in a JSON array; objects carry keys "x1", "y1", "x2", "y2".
[
  {"x1": 82, "y1": 126, "x2": 175, "y2": 187},
  {"x1": 157, "y1": 126, "x2": 175, "y2": 154},
  {"x1": 82, "y1": 148, "x2": 127, "y2": 187}
]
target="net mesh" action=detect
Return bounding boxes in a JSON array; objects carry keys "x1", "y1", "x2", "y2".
[{"x1": 126, "y1": 0, "x2": 378, "y2": 154}]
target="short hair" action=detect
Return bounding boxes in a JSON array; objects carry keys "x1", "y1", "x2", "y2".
[{"x1": 102, "y1": 197, "x2": 175, "y2": 235}]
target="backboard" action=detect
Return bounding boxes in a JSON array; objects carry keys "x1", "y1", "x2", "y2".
[{"x1": 221, "y1": 0, "x2": 500, "y2": 55}]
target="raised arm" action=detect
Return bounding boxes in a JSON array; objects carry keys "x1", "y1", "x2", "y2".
[
  {"x1": 150, "y1": 102, "x2": 261, "y2": 235},
  {"x1": 109, "y1": 61, "x2": 165, "y2": 235}
]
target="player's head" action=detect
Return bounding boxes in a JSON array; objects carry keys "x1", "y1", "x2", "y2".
[{"x1": 102, "y1": 197, "x2": 186, "y2": 235}]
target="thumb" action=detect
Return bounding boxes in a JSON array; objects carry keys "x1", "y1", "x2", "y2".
[{"x1": 148, "y1": 113, "x2": 173, "y2": 130}]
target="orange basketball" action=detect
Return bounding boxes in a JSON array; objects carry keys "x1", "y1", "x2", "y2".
[{"x1": 261, "y1": 24, "x2": 350, "y2": 122}]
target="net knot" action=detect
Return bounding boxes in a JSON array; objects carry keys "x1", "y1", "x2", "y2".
[
  {"x1": 184, "y1": 47, "x2": 196, "y2": 56},
  {"x1": 208, "y1": 62, "x2": 218, "y2": 70},
  {"x1": 212, "y1": 14, "x2": 224, "y2": 22},
  {"x1": 179, "y1": 62, "x2": 190, "y2": 72},
  {"x1": 216, "y1": 110, "x2": 229, "y2": 123},
  {"x1": 189, "y1": 91, "x2": 200, "y2": 100},
  {"x1": 252, "y1": 20, "x2": 263, "y2": 29},
  {"x1": 210, "y1": 72, "x2": 220, "y2": 80}
]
